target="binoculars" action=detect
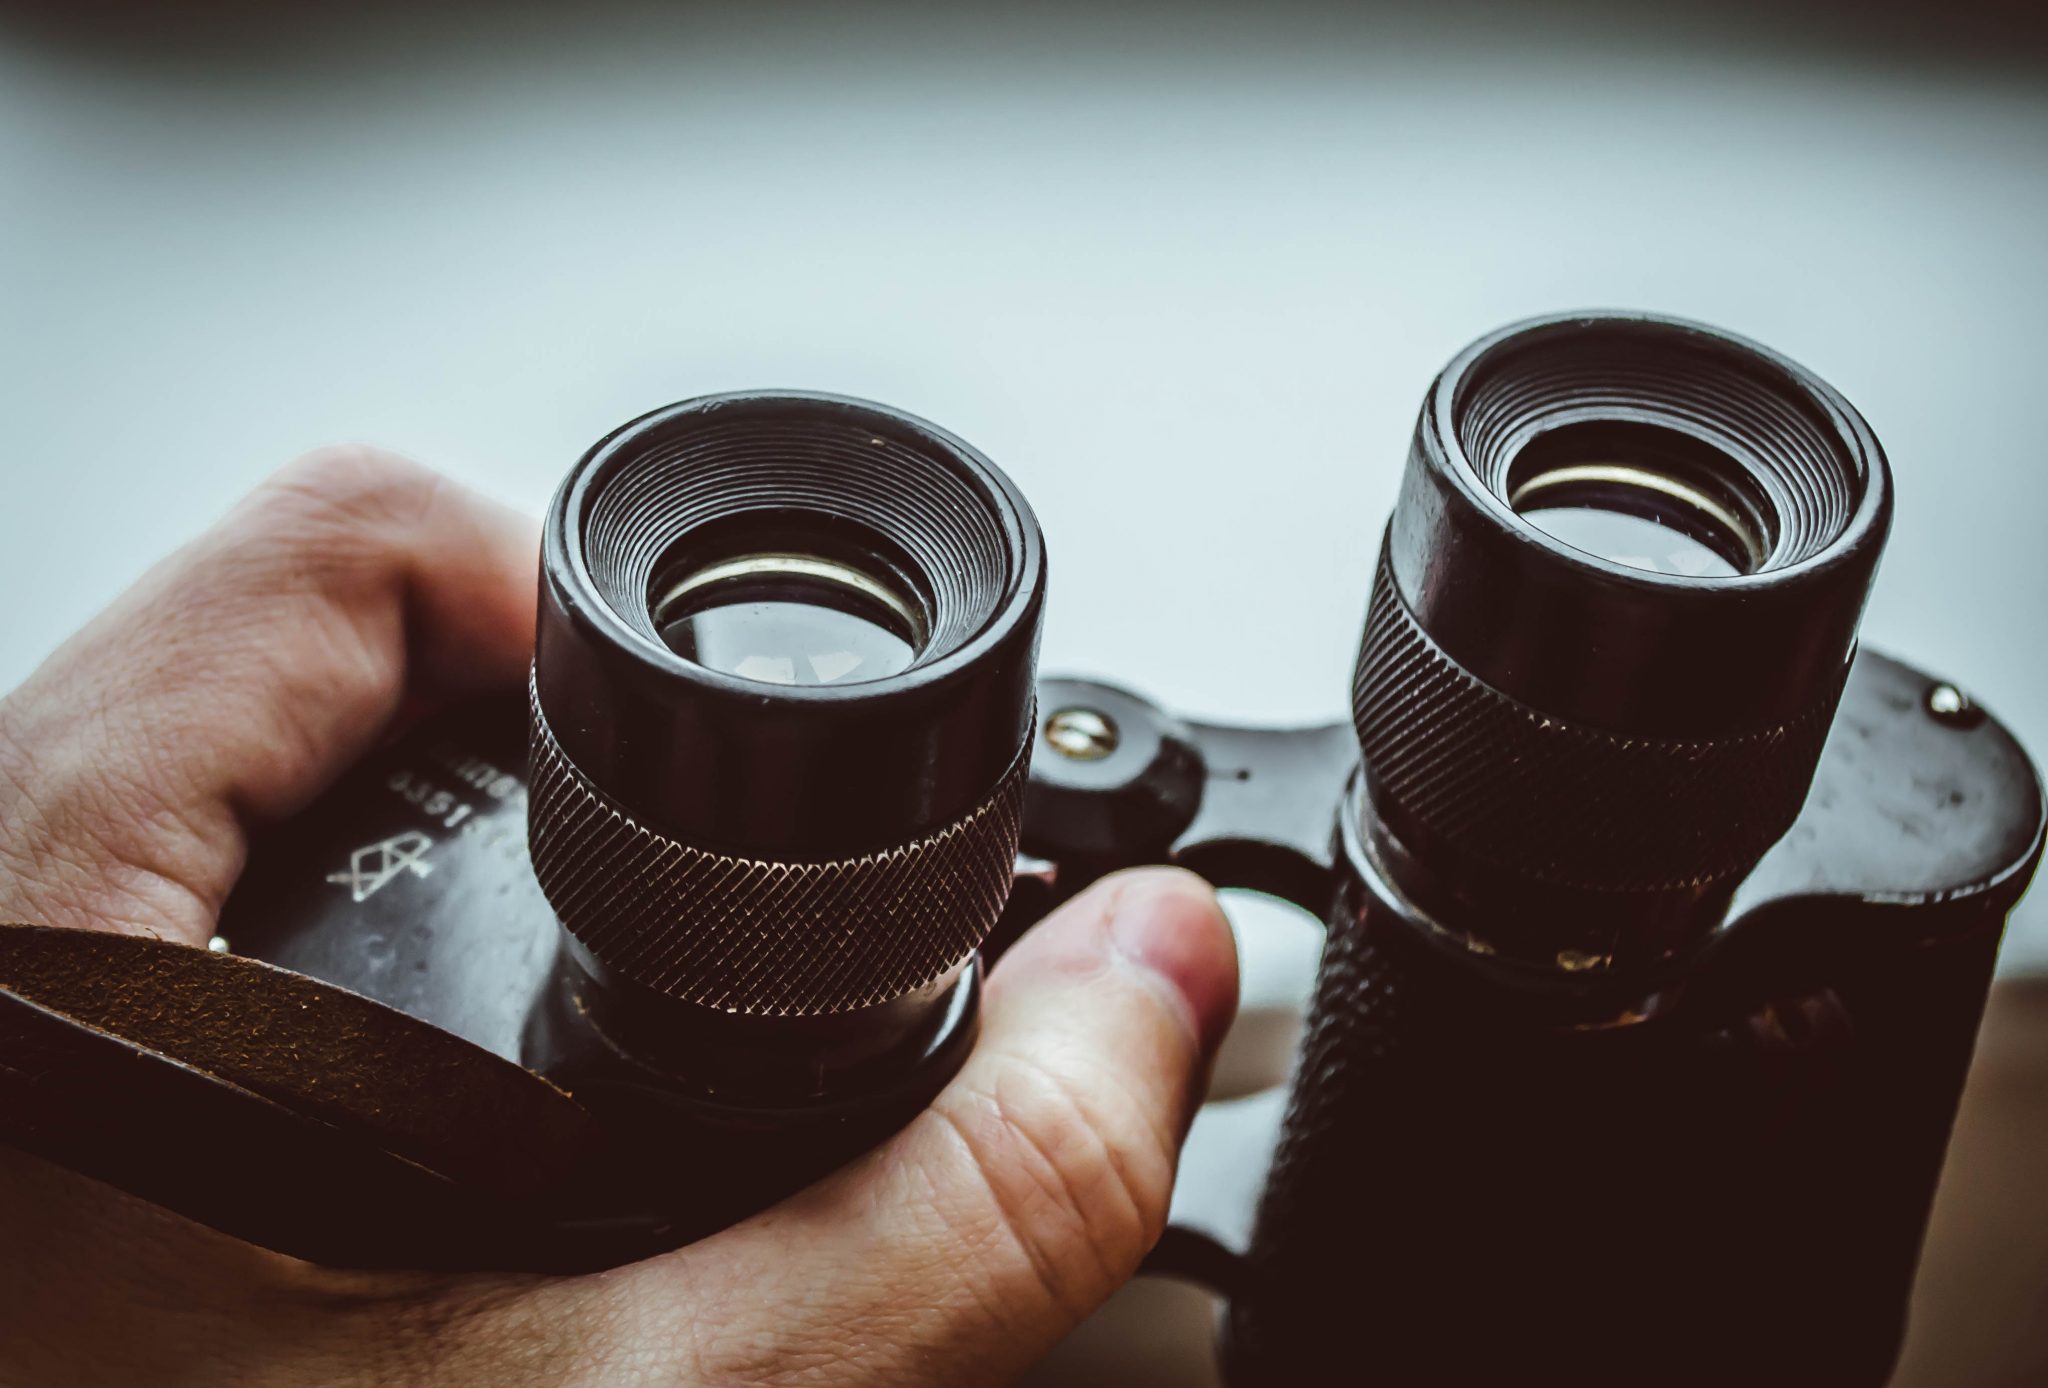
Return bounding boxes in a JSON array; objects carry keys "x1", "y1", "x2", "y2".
[{"x1": 4, "y1": 312, "x2": 2042, "y2": 1385}]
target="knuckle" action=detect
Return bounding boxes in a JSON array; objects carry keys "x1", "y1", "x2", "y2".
[
  {"x1": 252, "y1": 445, "x2": 441, "y2": 534},
  {"x1": 224, "y1": 446, "x2": 445, "y2": 622}
]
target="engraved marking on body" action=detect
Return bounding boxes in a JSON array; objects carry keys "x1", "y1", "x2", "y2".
[{"x1": 326, "y1": 831, "x2": 437, "y2": 904}]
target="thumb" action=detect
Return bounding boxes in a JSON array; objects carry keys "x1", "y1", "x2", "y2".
[{"x1": 605, "y1": 868, "x2": 1238, "y2": 1387}]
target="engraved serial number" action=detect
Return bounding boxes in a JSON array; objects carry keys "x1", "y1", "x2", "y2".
[
  {"x1": 428, "y1": 744, "x2": 527, "y2": 806},
  {"x1": 401, "y1": 736, "x2": 532, "y2": 865},
  {"x1": 387, "y1": 768, "x2": 475, "y2": 827},
  {"x1": 385, "y1": 765, "x2": 531, "y2": 867}
]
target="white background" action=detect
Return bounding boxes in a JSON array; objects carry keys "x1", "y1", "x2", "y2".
[{"x1": 5, "y1": 1, "x2": 2042, "y2": 963}]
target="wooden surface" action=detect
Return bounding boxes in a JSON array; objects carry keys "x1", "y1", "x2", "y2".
[{"x1": 1895, "y1": 978, "x2": 2048, "y2": 1387}]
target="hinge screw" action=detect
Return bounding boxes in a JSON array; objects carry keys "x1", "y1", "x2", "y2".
[
  {"x1": 1044, "y1": 707, "x2": 1120, "y2": 761},
  {"x1": 1926, "y1": 683, "x2": 1986, "y2": 729}
]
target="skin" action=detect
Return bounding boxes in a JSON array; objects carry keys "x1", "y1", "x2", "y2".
[{"x1": 0, "y1": 448, "x2": 1240, "y2": 1387}]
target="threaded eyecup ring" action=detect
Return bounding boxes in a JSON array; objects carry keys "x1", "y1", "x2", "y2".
[
  {"x1": 1453, "y1": 323, "x2": 1864, "y2": 572},
  {"x1": 575, "y1": 408, "x2": 1017, "y2": 668},
  {"x1": 1388, "y1": 312, "x2": 1891, "y2": 739}
]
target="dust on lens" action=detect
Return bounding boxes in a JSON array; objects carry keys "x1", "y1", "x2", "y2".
[{"x1": 654, "y1": 553, "x2": 924, "y2": 686}]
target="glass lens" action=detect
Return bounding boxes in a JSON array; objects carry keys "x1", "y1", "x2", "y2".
[
  {"x1": 1505, "y1": 421, "x2": 1772, "y2": 579},
  {"x1": 1511, "y1": 458, "x2": 1764, "y2": 579},
  {"x1": 655, "y1": 554, "x2": 922, "y2": 686},
  {"x1": 1518, "y1": 504, "x2": 1742, "y2": 578}
]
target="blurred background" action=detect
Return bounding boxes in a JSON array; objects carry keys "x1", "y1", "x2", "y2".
[{"x1": 2, "y1": 2, "x2": 2045, "y2": 1383}]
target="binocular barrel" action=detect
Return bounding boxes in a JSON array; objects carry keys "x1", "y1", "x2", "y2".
[{"x1": 1228, "y1": 315, "x2": 1945, "y2": 1385}]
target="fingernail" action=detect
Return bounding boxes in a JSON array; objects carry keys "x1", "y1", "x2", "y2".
[{"x1": 1107, "y1": 871, "x2": 1238, "y2": 1057}]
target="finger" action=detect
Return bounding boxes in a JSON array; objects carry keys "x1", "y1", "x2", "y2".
[
  {"x1": 0, "y1": 448, "x2": 537, "y2": 944},
  {"x1": 590, "y1": 868, "x2": 1239, "y2": 1387}
]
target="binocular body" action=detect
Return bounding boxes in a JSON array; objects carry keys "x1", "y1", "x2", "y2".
[{"x1": 3, "y1": 313, "x2": 2043, "y2": 1385}]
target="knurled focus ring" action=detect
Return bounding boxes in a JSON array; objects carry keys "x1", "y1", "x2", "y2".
[
  {"x1": 528, "y1": 677, "x2": 1028, "y2": 1017},
  {"x1": 1352, "y1": 555, "x2": 1842, "y2": 893}
]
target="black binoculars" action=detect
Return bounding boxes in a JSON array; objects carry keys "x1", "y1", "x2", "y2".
[{"x1": 4, "y1": 312, "x2": 2042, "y2": 1385}]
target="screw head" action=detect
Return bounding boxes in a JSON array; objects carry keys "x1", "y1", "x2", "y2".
[
  {"x1": 1043, "y1": 707, "x2": 1120, "y2": 761},
  {"x1": 1925, "y1": 682, "x2": 1986, "y2": 728}
]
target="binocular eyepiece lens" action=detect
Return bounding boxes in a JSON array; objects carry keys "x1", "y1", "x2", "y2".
[
  {"x1": 1507, "y1": 421, "x2": 1772, "y2": 579},
  {"x1": 653, "y1": 547, "x2": 925, "y2": 687},
  {"x1": 1515, "y1": 497, "x2": 1741, "y2": 579}
]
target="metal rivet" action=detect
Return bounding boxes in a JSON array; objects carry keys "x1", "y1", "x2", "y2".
[
  {"x1": 206, "y1": 935, "x2": 230, "y2": 955},
  {"x1": 1925, "y1": 683, "x2": 1985, "y2": 728},
  {"x1": 1044, "y1": 707, "x2": 1119, "y2": 761}
]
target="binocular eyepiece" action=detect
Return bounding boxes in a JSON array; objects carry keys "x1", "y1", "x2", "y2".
[
  {"x1": 1355, "y1": 313, "x2": 1889, "y2": 967},
  {"x1": 528, "y1": 394, "x2": 1044, "y2": 1097}
]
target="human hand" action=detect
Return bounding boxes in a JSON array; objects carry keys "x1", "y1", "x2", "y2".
[{"x1": 0, "y1": 449, "x2": 1239, "y2": 1387}]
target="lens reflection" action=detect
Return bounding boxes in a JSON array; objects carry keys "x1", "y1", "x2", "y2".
[
  {"x1": 1510, "y1": 457, "x2": 1764, "y2": 579},
  {"x1": 655, "y1": 554, "x2": 922, "y2": 686},
  {"x1": 1519, "y1": 505, "x2": 1742, "y2": 578}
]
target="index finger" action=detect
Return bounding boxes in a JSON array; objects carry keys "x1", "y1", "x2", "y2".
[{"x1": 0, "y1": 447, "x2": 538, "y2": 944}]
